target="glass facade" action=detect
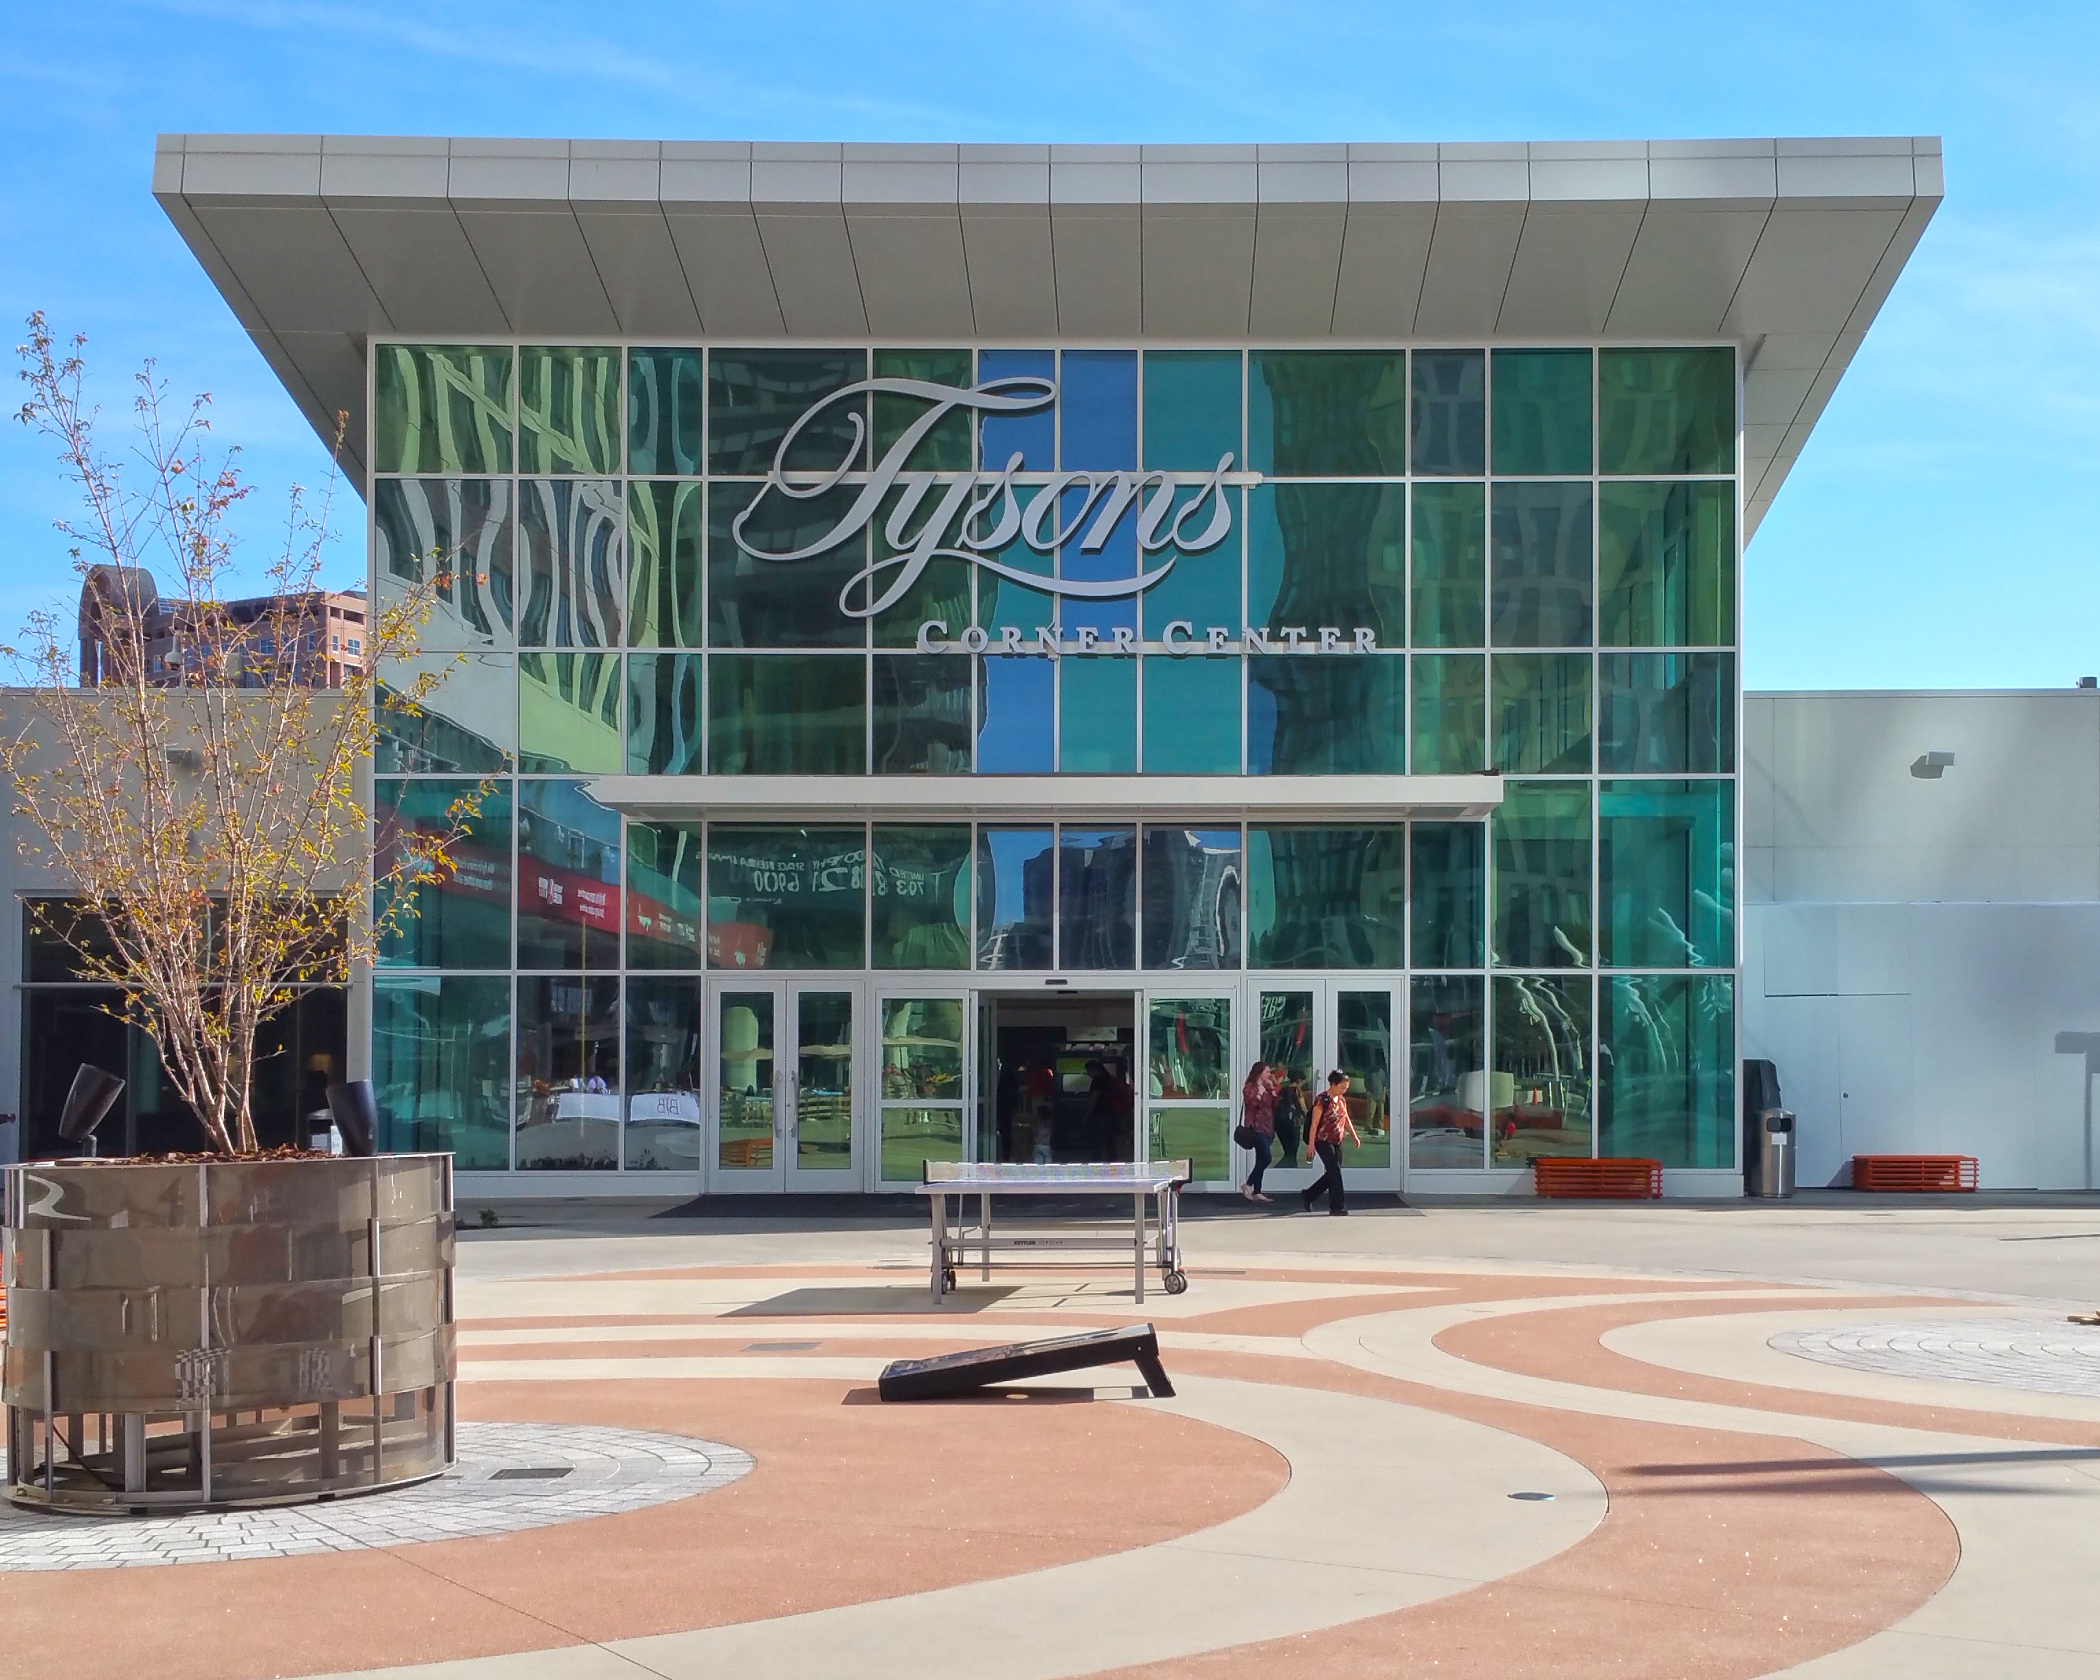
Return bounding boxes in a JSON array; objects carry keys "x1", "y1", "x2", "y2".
[{"x1": 371, "y1": 342, "x2": 1739, "y2": 1182}]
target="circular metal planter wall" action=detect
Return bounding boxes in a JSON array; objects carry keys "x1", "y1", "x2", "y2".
[{"x1": 2, "y1": 1153, "x2": 454, "y2": 1513}]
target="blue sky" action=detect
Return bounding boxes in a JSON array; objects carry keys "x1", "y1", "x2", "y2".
[{"x1": 1, "y1": 1, "x2": 2094, "y2": 689}]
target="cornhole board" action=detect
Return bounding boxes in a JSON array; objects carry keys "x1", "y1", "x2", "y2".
[{"x1": 877, "y1": 1323, "x2": 1175, "y2": 1401}]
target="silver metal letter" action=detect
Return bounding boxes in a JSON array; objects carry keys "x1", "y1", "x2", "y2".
[
  {"x1": 915, "y1": 619, "x2": 949, "y2": 653},
  {"x1": 1162, "y1": 620, "x2": 1195, "y2": 653}
]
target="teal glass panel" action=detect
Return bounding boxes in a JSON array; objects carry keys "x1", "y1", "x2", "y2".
[
  {"x1": 872, "y1": 825, "x2": 971, "y2": 969},
  {"x1": 1492, "y1": 653, "x2": 1591, "y2": 774},
  {"x1": 1057, "y1": 479, "x2": 1138, "y2": 641},
  {"x1": 978, "y1": 349, "x2": 1053, "y2": 472},
  {"x1": 1598, "y1": 481, "x2": 1735, "y2": 647},
  {"x1": 373, "y1": 345, "x2": 512, "y2": 475},
  {"x1": 971, "y1": 483, "x2": 1056, "y2": 634},
  {"x1": 1491, "y1": 349, "x2": 1592, "y2": 476},
  {"x1": 1411, "y1": 653, "x2": 1487, "y2": 775},
  {"x1": 1490, "y1": 483, "x2": 1592, "y2": 648},
  {"x1": 977, "y1": 655, "x2": 1054, "y2": 773},
  {"x1": 873, "y1": 349, "x2": 973, "y2": 472},
  {"x1": 977, "y1": 827, "x2": 1054, "y2": 969},
  {"x1": 1410, "y1": 350, "x2": 1485, "y2": 476},
  {"x1": 516, "y1": 780, "x2": 620, "y2": 971},
  {"x1": 1143, "y1": 657, "x2": 1241, "y2": 773},
  {"x1": 708, "y1": 653, "x2": 866, "y2": 775},
  {"x1": 709, "y1": 349, "x2": 868, "y2": 475},
  {"x1": 873, "y1": 654, "x2": 972, "y2": 773},
  {"x1": 627, "y1": 481, "x2": 704, "y2": 648},
  {"x1": 1247, "y1": 484, "x2": 1405, "y2": 642},
  {"x1": 373, "y1": 478, "x2": 514, "y2": 649},
  {"x1": 520, "y1": 650, "x2": 622, "y2": 773},
  {"x1": 709, "y1": 481, "x2": 867, "y2": 649},
  {"x1": 1492, "y1": 781, "x2": 1590, "y2": 969},
  {"x1": 1144, "y1": 350, "x2": 1241, "y2": 472},
  {"x1": 374, "y1": 778, "x2": 511, "y2": 971},
  {"x1": 1248, "y1": 655, "x2": 1405, "y2": 775},
  {"x1": 1410, "y1": 974, "x2": 1486, "y2": 1169},
  {"x1": 1142, "y1": 827, "x2": 1243, "y2": 969},
  {"x1": 627, "y1": 348, "x2": 704, "y2": 475},
  {"x1": 518, "y1": 347, "x2": 621, "y2": 475},
  {"x1": 1411, "y1": 481, "x2": 1485, "y2": 648},
  {"x1": 377, "y1": 651, "x2": 515, "y2": 775},
  {"x1": 626, "y1": 822, "x2": 703, "y2": 969},
  {"x1": 1245, "y1": 826, "x2": 1406, "y2": 968},
  {"x1": 1140, "y1": 486, "x2": 1243, "y2": 639},
  {"x1": 1411, "y1": 822, "x2": 1485, "y2": 969},
  {"x1": 1061, "y1": 350, "x2": 1138, "y2": 471},
  {"x1": 1249, "y1": 351, "x2": 1408, "y2": 476},
  {"x1": 1059, "y1": 827, "x2": 1136, "y2": 969},
  {"x1": 1600, "y1": 975, "x2": 1734, "y2": 1166},
  {"x1": 626, "y1": 652, "x2": 702, "y2": 775},
  {"x1": 1599, "y1": 653, "x2": 1734, "y2": 774},
  {"x1": 1599, "y1": 348, "x2": 1734, "y2": 476},
  {"x1": 1493, "y1": 974, "x2": 1593, "y2": 1163},
  {"x1": 1337, "y1": 991, "x2": 1393, "y2": 1169},
  {"x1": 1599, "y1": 779, "x2": 1734, "y2": 969},
  {"x1": 706, "y1": 827, "x2": 866, "y2": 969},
  {"x1": 625, "y1": 975, "x2": 703, "y2": 1169},
  {"x1": 518, "y1": 480, "x2": 624, "y2": 647},
  {"x1": 513, "y1": 975, "x2": 620, "y2": 1169},
  {"x1": 373, "y1": 975, "x2": 510, "y2": 1167},
  {"x1": 1060, "y1": 657, "x2": 1137, "y2": 772}
]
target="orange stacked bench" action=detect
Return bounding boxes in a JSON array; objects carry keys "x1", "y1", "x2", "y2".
[
  {"x1": 1853, "y1": 1154, "x2": 1979, "y2": 1192},
  {"x1": 1533, "y1": 1157, "x2": 1663, "y2": 1199}
]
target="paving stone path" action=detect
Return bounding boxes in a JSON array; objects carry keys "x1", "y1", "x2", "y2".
[
  {"x1": 1774, "y1": 1316, "x2": 2100, "y2": 1399},
  {"x1": 0, "y1": 1420, "x2": 751, "y2": 1570}
]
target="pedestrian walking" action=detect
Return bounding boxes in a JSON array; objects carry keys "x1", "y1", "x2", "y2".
[
  {"x1": 1273, "y1": 1072, "x2": 1306, "y2": 1166},
  {"x1": 1301, "y1": 1069, "x2": 1361, "y2": 1216},
  {"x1": 1236, "y1": 1061, "x2": 1279, "y2": 1201}
]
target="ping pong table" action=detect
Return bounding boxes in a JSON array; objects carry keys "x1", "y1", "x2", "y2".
[{"x1": 918, "y1": 1160, "x2": 1191, "y2": 1306}]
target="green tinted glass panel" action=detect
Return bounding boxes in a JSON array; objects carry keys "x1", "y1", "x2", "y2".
[
  {"x1": 873, "y1": 654, "x2": 972, "y2": 774},
  {"x1": 1248, "y1": 656, "x2": 1406, "y2": 775},
  {"x1": 1143, "y1": 657, "x2": 1241, "y2": 773},
  {"x1": 1599, "y1": 653, "x2": 1734, "y2": 774},
  {"x1": 1412, "y1": 822, "x2": 1486, "y2": 969},
  {"x1": 1411, "y1": 653, "x2": 1487, "y2": 775},
  {"x1": 515, "y1": 780, "x2": 621, "y2": 971},
  {"x1": 882, "y1": 1105, "x2": 963, "y2": 1182},
  {"x1": 1600, "y1": 975, "x2": 1734, "y2": 1166},
  {"x1": 882, "y1": 997, "x2": 964, "y2": 1100},
  {"x1": 1491, "y1": 483, "x2": 1592, "y2": 648},
  {"x1": 625, "y1": 976, "x2": 703, "y2": 1170},
  {"x1": 373, "y1": 975, "x2": 510, "y2": 1169},
  {"x1": 716, "y1": 990, "x2": 774, "y2": 1168},
  {"x1": 1337, "y1": 991, "x2": 1394, "y2": 1169},
  {"x1": 520, "y1": 650, "x2": 622, "y2": 773},
  {"x1": 626, "y1": 652, "x2": 702, "y2": 775},
  {"x1": 1142, "y1": 827, "x2": 1243, "y2": 970},
  {"x1": 373, "y1": 478, "x2": 514, "y2": 649},
  {"x1": 1140, "y1": 486, "x2": 1243, "y2": 638},
  {"x1": 1599, "y1": 348, "x2": 1734, "y2": 475},
  {"x1": 708, "y1": 654, "x2": 866, "y2": 775},
  {"x1": 374, "y1": 779, "x2": 511, "y2": 971},
  {"x1": 872, "y1": 478, "x2": 971, "y2": 648},
  {"x1": 1260, "y1": 990, "x2": 1316, "y2": 1088},
  {"x1": 707, "y1": 827, "x2": 865, "y2": 969},
  {"x1": 517, "y1": 479, "x2": 625, "y2": 647},
  {"x1": 627, "y1": 348, "x2": 704, "y2": 475},
  {"x1": 1493, "y1": 781, "x2": 1591, "y2": 968},
  {"x1": 1144, "y1": 351, "x2": 1242, "y2": 472},
  {"x1": 1249, "y1": 351, "x2": 1407, "y2": 476},
  {"x1": 796, "y1": 991, "x2": 855, "y2": 1171},
  {"x1": 1411, "y1": 350, "x2": 1485, "y2": 476},
  {"x1": 1409, "y1": 975, "x2": 1486, "y2": 1170},
  {"x1": 872, "y1": 825, "x2": 971, "y2": 969},
  {"x1": 709, "y1": 349, "x2": 868, "y2": 475},
  {"x1": 628, "y1": 481, "x2": 704, "y2": 647},
  {"x1": 1148, "y1": 998, "x2": 1231, "y2": 1101},
  {"x1": 1151, "y1": 1106, "x2": 1229, "y2": 1181},
  {"x1": 1247, "y1": 484, "x2": 1405, "y2": 641},
  {"x1": 1491, "y1": 349, "x2": 1592, "y2": 476},
  {"x1": 518, "y1": 347, "x2": 621, "y2": 475},
  {"x1": 627, "y1": 822, "x2": 703, "y2": 969},
  {"x1": 873, "y1": 349, "x2": 973, "y2": 471},
  {"x1": 1060, "y1": 657, "x2": 1137, "y2": 772},
  {"x1": 373, "y1": 345, "x2": 512, "y2": 475},
  {"x1": 1599, "y1": 779, "x2": 1734, "y2": 969},
  {"x1": 1492, "y1": 653, "x2": 1591, "y2": 775},
  {"x1": 1493, "y1": 975, "x2": 1592, "y2": 1163},
  {"x1": 709, "y1": 481, "x2": 867, "y2": 648},
  {"x1": 1245, "y1": 826, "x2": 1406, "y2": 968},
  {"x1": 1411, "y1": 481, "x2": 1485, "y2": 648},
  {"x1": 1598, "y1": 481, "x2": 1735, "y2": 647},
  {"x1": 376, "y1": 651, "x2": 515, "y2": 775},
  {"x1": 514, "y1": 975, "x2": 620, "y2": 1169}
]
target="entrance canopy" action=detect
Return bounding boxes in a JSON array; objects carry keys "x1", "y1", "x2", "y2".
[{"x1": 153, "y1": 134, "x2": 1939, "y2": 538}]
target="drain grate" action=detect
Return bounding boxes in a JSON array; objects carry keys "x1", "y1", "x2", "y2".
[
  {"x1": 744, "y1": 1341, "x2": 820, "y2": 1352},
  {"x1": 489, "y1": 1467, "x2": 573, "y2": 1481}
]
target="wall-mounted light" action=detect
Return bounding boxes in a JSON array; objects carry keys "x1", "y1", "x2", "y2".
[{"x1": 1911, "y1": 750, "x2": 1956, "y2": 779}]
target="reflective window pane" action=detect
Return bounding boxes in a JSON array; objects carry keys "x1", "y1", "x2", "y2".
[
  {"x1": 377, "y1": 651, "x2": 515, "y2": 775},
  {"x1": 1493, "y1": 974, "x2": 1593, "y2": 1163},
  {"x1": 518, "y1": 479, "x2": 624, "y2": 647},
  {"x1": 1598, "y1": 481, "x2": 1735, "y2": 647},
  {"x1": 709, "y1": 349, "x2": 868, "y2": 475},
  {"x1": 1599, "y1": 779, "x2": 1734, "y2": 970},
  {"x1": 1337, "y1": 991, "x2": 1394, "y2": 1169},
  {"x1": 1246, "y1": 826, "x2": 1405, "y2": 968},
  {"x1": 1060, "y1": 657, "x2": 1137, "y2": 773},
  {"x1": 1411, "y1": 481, "x2": 1485, "y2": 648},
  {"x1": 1140, "y1": 486, "x2": 1243, "y2": 639},
  {"x1": 518, "y1": 347, "x2": 621, "y2": 476},
  {"x1": 872, "y1": 825, "x2": 971, "y2": 970},
  {"x1": 979, "y1": 348, "x2": 1054, "y2": 472},
  {"x1": 1598, "y1": 653, "x2": 1734, "y2": 774},
  {"x1": 1060, "y1": 349, "x2": 1137, "y2": 471},
  {"x1": 708, "y1": 654, "x2": 867, "y2": 775},
  {"x1": 626, "y1": 651, "x2": 702, "y2": 776},
  {"x1": 882, "y1": 997, "x2": 965, "y2": 1100},
  {"x1": 1056, "y1": 480, "x2": 1137, "y2": 641},
  {"x1": 716, "y1": 990, "x2": 774, "y2": 1169},
  {"x1": 1409, "y1": 975, "x2": 1486, "y2": 1169},
  {"x1": 375, "y1": 778, "x2": 511, "y2": 971},
  {"x1": 1490, "y1": 483, "x2": 1592, "y2": 648},
  {"x1": 520, "y1": 650, "x2": 623, "y2": 774},
  {"x1": 1059, "y1": 827, "x2": 1136, "y2": 969},
  {"x1": 1599, "y1": 348, "x2": 1734, "y2": 476},
  {"x1": 1492, "y1": 652, "x2": 1592, "y2": 775},
  {"x1": 1148, "y1": 997, "x2": 1231, "y2": 1100},
  {"x1": 1143, "y1": 350, "x2": 1241, "y2": 472},
  {"x1": 1151, "y1": 1106, "x2": 1229, "y2": 1180},
  {"x1": 1492, "y1": 781, "x2": 1591, "y2": 969},
  {"x1": 1248, "y1": 484, "x2": 1405, "y2": 642},
  {"x1": 374, "y1": 975, "x2": 510, "y2": 1168},
  {"x1": 976, "y1": 827, "x2": 1053, "y2": 969},
  {"x1": 516, "y1": 780, "x2": 621, "y2": 971},
  {"x1": 1260, "y1": 990, "x2": 1316, "y2": 1086},
  {"x1": 708, "y1": 481, "x2": 867, "y2": 649},
  {"x1": 1410, "y1": 350, "x2": 1485, "y2": 476},
  {"x1": 706, "y1": 827, "x2": 866, "y2": 969},
  {"x1": 1249, "y1": 351, "x2": 1407, "y2": 476},
  {"x1": 1143, "y1": 826, "x2": 1242, "y2": 970},
  {"x1": 626, "y1": 822, "x2": 703, "y2": 970},
  {"x1": 627, "y1": 480, "x2": 703, "y2": 648},
  {"x1": 973, "y1": 493, "x2": 1056, "y2": 639},
  {"x1": 873, "y1": 481, "x2": 971, "y2": 648},
  {"x1": 1411, "y1": 652, "x2": 1487, "y2": 775},
  {"x1": 625, "y1": 975, "x2": 702, "y2": 1170},
  {"x1": 373, "y1": 345, "x2": 512, "y2": 476},
  {"x1": 1600, "y1": 975, "x2": 1734, "y2": 1165},
  {"x1": 883, "y1": 1104, "x2": 964, "y2": 1182},
  {"x1": 873, "y1": 654, "x2": 972, "y2": 773},
  {"x1": 873, "y1": 348, "x2": 973, "y2": 472},
  {"x1": 976, "y1": 655, "x2": 1054, "y2": 774},
  {"x1": 1248, "y1": 655, "x2": 1406, "y2": 775},
  {"x1": 627, "y1": 348, "x2": 704, "y2": 476},
  {"x1": 374, "y1": 478, "x2": 514, "y2": 649},
  {"x1": 1411, "y1": 822, "x2": 1486, "y2": 969},
  {"x1": 514, "y1": 976, "x2": 620, "y2": 1169},
  {"x1": 1143, "y1": 657, "x2": 1241, "y2": 774},
  {"x1": 797, "y1": 991, "x2": 855, "y2": 1172},
  {"x1": 1491, "y1": 349, "x2": 1592, "y2": 476}
]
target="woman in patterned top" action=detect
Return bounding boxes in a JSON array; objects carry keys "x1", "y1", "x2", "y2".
[
  {"x1": 1300, "y1": 1069, "x2": 1361, "y2": 1216},
  {"x1": 1239, "y1": 1061, "x2": 1278, "y2": 1202}
]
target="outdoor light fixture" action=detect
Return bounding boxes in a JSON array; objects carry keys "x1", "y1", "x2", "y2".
[{"x1": 1911, "y1": 750, "x2": 1956, "y2": 779}]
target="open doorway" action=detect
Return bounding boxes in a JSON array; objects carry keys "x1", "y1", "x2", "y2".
[{"x1": 982, "y1": 992, "x2": 1136, "y2": 1164}]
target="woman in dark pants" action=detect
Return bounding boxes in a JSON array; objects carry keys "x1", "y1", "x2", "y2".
[
  {"x1": 1301, "y1": 1069, "x2": 1361, "y2": 1215},
  {"x1": 1239, "y1": 1061, "x2": 1278, "y2": 1202}
]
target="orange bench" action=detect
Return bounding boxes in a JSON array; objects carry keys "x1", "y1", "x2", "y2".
[
  {"x1": 1534, "y1": 1157, "x2": 1663, "y2": 1199},
  {"x1": 1853, "y1": 1154, "x2": 1978, "y2": 1192}
]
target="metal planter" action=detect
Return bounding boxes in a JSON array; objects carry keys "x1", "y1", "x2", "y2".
[{"x1": 3, "y1": 1153, "x2": 454, "y2": 1513}]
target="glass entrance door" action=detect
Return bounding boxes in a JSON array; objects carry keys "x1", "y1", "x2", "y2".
[
  {"x1": 1249, "y1": 983, "x2": 1399, "y2": 1194},
  {"x1": 1142, "y1": 991, "x2": 1236, "y2": 1185},
  {"x1": 708, "y1": 983, "x2": 860, "y2": 1191},
  {"x1": 876, "y1": 992, "x2": 968, "y2": 1189}
]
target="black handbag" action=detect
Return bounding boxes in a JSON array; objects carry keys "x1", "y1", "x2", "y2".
[{"x1": 1232, "y1": 1123, "x2": 1261, "y2": 1149}]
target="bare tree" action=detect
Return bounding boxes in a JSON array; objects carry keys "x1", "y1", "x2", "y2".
[{"x1": 6, "y1": 313, "x2": 481, "y2": 1156}]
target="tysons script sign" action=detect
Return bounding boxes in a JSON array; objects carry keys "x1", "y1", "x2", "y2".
[{"x1": 729, "y1": 374, "x2": 1381, "y2": 653}]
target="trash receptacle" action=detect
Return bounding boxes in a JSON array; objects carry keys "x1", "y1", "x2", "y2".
[{"x1": 1753, "y1": 1109, "x2": 1795, "y2": 1199}]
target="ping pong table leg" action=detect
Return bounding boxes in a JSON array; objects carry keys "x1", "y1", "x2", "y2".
[
  {"x1": 1133, "y1": 1190, "x2": 1146, "y2": 1304},
  {"x1": 980, "y1": 1189, "x2": 991, "y2": 1282},
  {"x1": 929, "y1": 1192, "x2": 945, "y2": 1306}
]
